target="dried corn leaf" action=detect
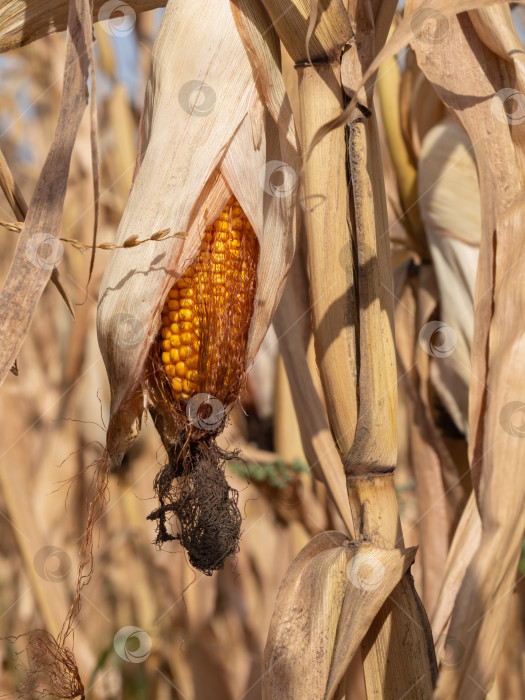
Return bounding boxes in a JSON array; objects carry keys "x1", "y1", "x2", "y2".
[
  {"x1": 274, "y1": 253, "x2": 354, "y2": 536},
  {"x1": 435, "y1": 195, "x2": 525, "y2": 698},
  {"x1": 0, "y1": 0, "x2": 92, "y2": 386},
  {"x1": 418, "y1": 119, "x2": 481, "y2": 437},
  {"x1": 431, "y1": 491, "x2": 481, "y2": 641},
  {"x1": 263, "y1": 531, "x2": 417, "y2": 700},
  {"x1": 0, "y1": 0, "x2": 166, "y2": 52}
]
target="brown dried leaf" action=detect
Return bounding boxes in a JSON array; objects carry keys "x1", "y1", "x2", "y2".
[
  {"x1": 263, "y1": 531, "x2": 417, "y2": 700},
  {"x1": 0, "y1": 0, "x2": 167, "y2": 52},
  {"x1": 0, "y1": 0, "x2": 93, "y2": 386}
]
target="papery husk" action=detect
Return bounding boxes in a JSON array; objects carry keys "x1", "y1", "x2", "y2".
[
  {"x1": 97, "y1": 0, "x2": 297, "y2": 464},
  {"x1": 263, "y1": 531, "x2": 417, "y2": 700}
]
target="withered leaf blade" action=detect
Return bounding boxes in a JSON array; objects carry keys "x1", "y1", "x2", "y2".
[
  {"x1": 0, "y1": 0, "x2": 167, "y2": 53},
  {"x1": 263, "y1": 531, "x2": 417, "y2": 700},
  {"x1": 0, "y1": 0, "x2": 92, "y2": 386}
]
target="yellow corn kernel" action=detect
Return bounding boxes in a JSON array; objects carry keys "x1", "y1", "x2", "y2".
[{"x1": 158, "y1": 196, "x2": 259, "y2": 402}]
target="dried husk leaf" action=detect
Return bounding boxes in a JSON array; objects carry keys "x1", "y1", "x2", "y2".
[
  {"x1": 263, "y1": 531, "x2": 417, "y2": 700},
  {"x1": 97, "y1": 0, "x2": 297, "y2": 460},
  {"x1": 0, "y1": 0, "x2": 167, "y2": 53},
  {"x1": 231, "y1": 0, "x2": 297, "y2": 149}
]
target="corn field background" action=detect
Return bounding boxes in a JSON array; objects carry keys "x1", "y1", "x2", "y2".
[{"x1": 0, "y1": 1, "x2": 524, "y2": 699}]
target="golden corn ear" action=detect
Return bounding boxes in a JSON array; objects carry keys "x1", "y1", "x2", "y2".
[{"x1": 159, "y1": 196, "x2": 259, "y2": 404}]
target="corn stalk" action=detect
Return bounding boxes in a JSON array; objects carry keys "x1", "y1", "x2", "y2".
[{"x1": 263, "y1": 1, "x2": 437, "y2": 697}]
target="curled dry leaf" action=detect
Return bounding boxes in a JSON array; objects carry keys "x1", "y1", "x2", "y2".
[{"x1": 263, "y1": 531, "x2": 417, "y2": 700}]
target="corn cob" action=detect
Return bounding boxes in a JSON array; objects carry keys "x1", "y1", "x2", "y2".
[{"x1": 159, "y1": 196, "x2": 259, "y2": 404}]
